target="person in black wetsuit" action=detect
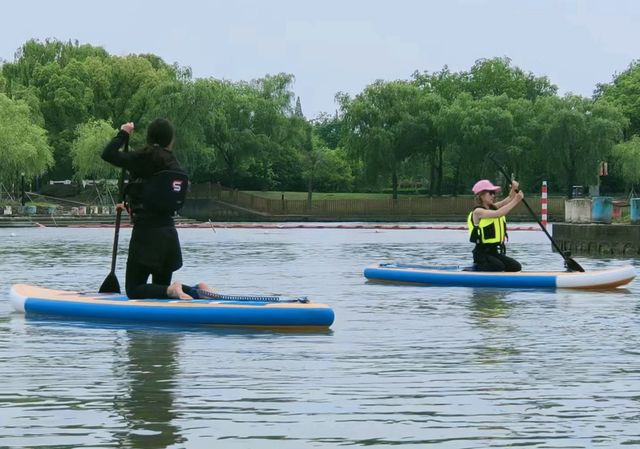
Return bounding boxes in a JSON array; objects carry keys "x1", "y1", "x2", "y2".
[{"x1": 102, "y1": 118, "x2": 208, "y2": 299}]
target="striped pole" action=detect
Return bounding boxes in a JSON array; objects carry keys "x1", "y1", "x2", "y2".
[{"x1": 541, "y1": 181, "x2": 548, "y2": 228}]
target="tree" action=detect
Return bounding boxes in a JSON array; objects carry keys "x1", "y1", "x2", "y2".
[
  {"x1": 595, "y1": 60, "x2": 640, "y2": 137},
  {"x1": 312, "y1": 112, "x2": 342, "y2": 149},
  {"x1": 610, "y1": 136, "x2": 640, "y2": 195},
  {"x1": 437, "y1": 94, "x2": 515, "y2": 194},
  {"x1": 106, "y1": 54, "x2": 177, "y2": 126},
  {"x1": 1, "y1": 40, "x2": 179, "y2": 180},
  {"x1": 251, "y1": 73, "x2": 296, "y2": 114},
  {"x1": 1, "y1": 38, "x2": 109, "y2": 96},
  {"x1": 339, "y1": 80, "x2": 433, "y2": 198},
  {"x1": 413, "y1": 57, "x2": 557, "y2": 102},
  {"x1": 140, "y1": 78, "x2": 216, "y2": 182},
  {"x1": 314, "y1": 147, "x2": 354, "y2": 192},
  {"x1": 70, "y1": 119, "x2": 119, "y2": 180},
  {"x1": 0, "y1": 93, "x2": 53, "y2": 185},
  {"x1": 294, "y1": 96, "x2": 303, "y2": 117},
  {"x1": 413, "y1": 66, "x2": 469, "y2": 103},
  {"x1": 535, "y1": 95, "x2": 626, "y2": 197},
  {"x1": 201, "y1": 79, "x2": 270, "y2": 187},
  {"x1": 467, "y1": 57, "x2": 557, "y2": 100}
]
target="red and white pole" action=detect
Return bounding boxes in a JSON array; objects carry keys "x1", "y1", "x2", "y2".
[{"x1": 541, "y1": 181, "x2": 548, "y2": 228}]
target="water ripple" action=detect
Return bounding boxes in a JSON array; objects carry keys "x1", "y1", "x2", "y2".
[{"x1": 0, "y1": 226, "x2": 639, "y2": 448}]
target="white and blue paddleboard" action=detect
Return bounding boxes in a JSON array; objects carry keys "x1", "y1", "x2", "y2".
[
  {"x1": 364, "y1": 263, "x2": 636, "y2": 289},
  {"x1": 9, "y1": 284, "x2": 334, "y2": 329}
]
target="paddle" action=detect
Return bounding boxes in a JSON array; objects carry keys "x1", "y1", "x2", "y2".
[
  {"x1": 488, "y1": 155, "x2": 585, "y2": 272},
  {"x1": 99, "y1": 134, "x2": 129, "y2": 293}
]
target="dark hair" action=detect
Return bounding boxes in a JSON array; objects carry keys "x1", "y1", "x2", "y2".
[
  {"x1": 146, "y1": 118, "x2": 175, "y2": 148},
  {"x1": 474, "y1": 192, "x2": 498, "y2": 210}
]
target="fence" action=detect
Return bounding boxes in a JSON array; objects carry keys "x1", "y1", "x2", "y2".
[{"x1": 188, "y1": 183, "x2": 565, "y2": 221}]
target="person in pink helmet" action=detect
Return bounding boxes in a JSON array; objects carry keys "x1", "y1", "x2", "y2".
[{"x1": 467, "y1": 178, "x2": 524, "y2": 271}]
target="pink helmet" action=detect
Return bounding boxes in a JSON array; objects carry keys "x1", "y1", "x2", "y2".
[{"x1": 472, "y1": 179, "x2": 501, "y2": 195}]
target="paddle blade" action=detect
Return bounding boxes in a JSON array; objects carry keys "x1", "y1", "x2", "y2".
[
  {"x1": 566, "y1": 258, "x2": 586, "y2": 273},
  {"x1": 99, "y1": 272, "x2": 121, "y2": 294}
]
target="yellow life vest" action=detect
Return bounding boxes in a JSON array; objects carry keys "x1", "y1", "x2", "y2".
[{"x1": 467, "y1": 210, "x2": 507, "y2": 244}]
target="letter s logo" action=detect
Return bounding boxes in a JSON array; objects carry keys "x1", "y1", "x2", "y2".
[{"x1": 172, "y1": 180, "x2": 183, "y2": 192}]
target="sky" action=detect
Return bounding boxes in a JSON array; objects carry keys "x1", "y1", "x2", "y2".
[{"x1": 1, "y1": 0, "x2": 640, "y2": 118}]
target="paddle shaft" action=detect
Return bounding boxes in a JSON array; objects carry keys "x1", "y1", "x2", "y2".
[
  {"x1": 108, "y1": 208, "x2": 123, "y2": 273},
  {"x1": 111, "y1": 136, "x2": 128, "y2": 260},
  {"x1": 518, "y1": 195, "x2": 566, "y2": 255},
  {"x1": 101, "y1": 135, "x2": 129, "y2": 292}
]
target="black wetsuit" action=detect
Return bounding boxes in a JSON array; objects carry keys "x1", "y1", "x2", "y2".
[
  {"x1": 473, "y1": 246, "x2": 522, "y2": 272},
  {"x1": 102, "y1": 130, "x2": 185, "y2": 299}
]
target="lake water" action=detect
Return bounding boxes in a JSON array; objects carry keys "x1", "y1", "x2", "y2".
[{"x1": 1, "y1": 225, "x2": 639, "y2": 448}]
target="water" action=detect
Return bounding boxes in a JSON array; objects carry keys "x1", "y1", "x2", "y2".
[{"x1": 1, "y1": 225, "x2": 639, "y2": 448}]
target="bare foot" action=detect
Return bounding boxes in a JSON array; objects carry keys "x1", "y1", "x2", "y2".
[
  {"x1": 167, "y1": 281, "x2": 192, "y2": 300},
  {"x1": 197, "y1": 282, "x2": 215, "y2": 292}
]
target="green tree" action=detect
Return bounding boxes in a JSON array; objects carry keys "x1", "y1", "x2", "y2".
[
  {"x1": 535, "y1": 95, "x2": 626, "y2": 197},
  {"x1": 610, "y1": 136, "x2": 640, "y2": 194},
  {"x1": 2, "y1": 40, "x2": 179, "y2": 180},
  {"x1": 106, "y1": 54, "x2": 177, "y2": 126},
  {"x1": 202, "y1": 79, "x2": 268, "y2": 187},
  {"x1": 139, "y1": 77, "x2": 217, "y2": 182},
  {"x1": 252, "y1": 73, "x2": 296, "y2": 114},
  {"x1": 313, "y1": 147, "x2": 354, "y2": 192},
  {"x1": 339, "y1": 80, "x2": 433, "y2": 198},
  {"x1": 467, "y1": 57, "x2": 557, "y2": 100},
  {"x1": 413, "y1": 58, "x2": 554, "y2": 194},
  {"x1": 294, "y1": 96, "x2": 303, "y2": 117},
  {"x1": 414, "y1": 57, "x2": 556, "y2": 102},
  {"x1": 196, "y1": 75, "x2": 305, "y2": 190},
  {"x1": 1, "y1": 39, "x2": 108, "y2": 96},
  {"x1": 437, "y1": 94, "x2": 515, "y2": 194},
  {"x1": 595, "y1": 60, "x2": 640, "y2": 137},
  {"x1": 312, "y1": 112, "x2": 342, "y2": 149},
  {"x1": 0, "y1": 93, "x2": 53, "y2": 185},
  {"x1": 413, "y1": 66, "x2": 469, "y2": 103},
  {"x1": 70, "y1": 119, "x2": 119, "y2": 180}
]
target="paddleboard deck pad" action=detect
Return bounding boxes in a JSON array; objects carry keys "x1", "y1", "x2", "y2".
[
  {"x1": 9, "y1": 284, "x2": 335, "y2": 329},
  {"x1": 364, "y1": 263, "x2": 636, "y2": 289}
]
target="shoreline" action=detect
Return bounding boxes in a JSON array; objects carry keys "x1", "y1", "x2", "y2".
[{"x1": 0, "y1": 216, "x2": 541, "y2": 231}]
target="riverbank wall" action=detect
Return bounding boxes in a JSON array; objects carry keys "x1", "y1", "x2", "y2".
[{"x1": 552, "y1": 223, "x2": 640, "y2": 257}]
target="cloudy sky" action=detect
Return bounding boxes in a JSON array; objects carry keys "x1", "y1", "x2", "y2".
[{"x1": 1, "y1": 0, "x2": 639, "y2": 118}]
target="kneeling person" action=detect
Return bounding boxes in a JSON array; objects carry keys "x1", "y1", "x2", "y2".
[{"x1": 102, "y1": 118, "x2": 209, "y2": 299}]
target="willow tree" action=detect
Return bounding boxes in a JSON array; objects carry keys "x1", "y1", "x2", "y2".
[
  {"x1": 610, "y1": 136, "x2": 640, "y2": 195},
  {"x1": 535, "y1": 95, "x2": 626, "y2": 197},
  {"x1": 0, "y1": 93, "x2": 53, "y2": 190},
  {"x1": 339, "y1": 80, "x2": 435, "y2": 198},
  {"x1": 595, "y1": 60, "x2": 640, "y2": 137},
  {"x1": 437, "y1": 93, "x2": 516, "y2": 194},
  {"x1": 1, "y1": 40, "x2": 180, "y2": 180},
  {"x1": 69, "y1": 119, "x2": 119, "y2": 180}
]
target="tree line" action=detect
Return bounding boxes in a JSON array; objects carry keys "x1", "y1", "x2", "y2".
[{"x1": 1, "y1": 38, "x2": 640, "y2": 199}]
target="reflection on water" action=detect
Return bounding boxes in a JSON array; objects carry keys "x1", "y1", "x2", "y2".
[
  {"x1": 113, "y1": 331, "x2": 183, "y2": 449},
  {"x1": 0, "y1": 226, "x2": 639, "y2": 447},
  {"x1": 469, "y1": 288, "x2": 512, "y2": 319}
]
